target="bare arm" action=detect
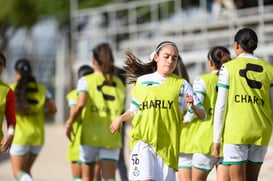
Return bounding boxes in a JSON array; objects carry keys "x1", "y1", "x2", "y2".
[
  {"x1": 66, "y1": 92, "x2": 86, "y2": 141},
  {"x1": 45, "y1": 99, "x2": 57, "y2": 118},
  {"x1": 109, "y1": 110, "x2": 134, "y2": 134}
]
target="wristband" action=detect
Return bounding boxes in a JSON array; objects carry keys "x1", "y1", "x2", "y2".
[{"x1": 8, "y1": 127, "x2": 15, "y2": 135}]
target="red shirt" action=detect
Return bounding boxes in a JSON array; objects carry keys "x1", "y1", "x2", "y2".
[{"x1": 5, "y1": 89, "x2": 16, "y2": 126}]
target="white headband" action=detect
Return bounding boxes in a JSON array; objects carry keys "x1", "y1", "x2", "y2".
[{"x1": 149, "y1": 41, "x2": 178, "y2": 61}]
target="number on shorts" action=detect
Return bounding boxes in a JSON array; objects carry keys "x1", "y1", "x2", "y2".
[{"x1": 131, "y1": 154, "x2": 140, "y2": 165}]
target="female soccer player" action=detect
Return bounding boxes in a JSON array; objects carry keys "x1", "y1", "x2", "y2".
[
  {"x1": 66, "y1": 65, "x2": 93, "y2": 181},
  {"x1": 66, "y1": 42, "x2": 125, "y2": 181},
  {"x1": 10, "y1": 59, "x2": 57, "y2": 181},
  {"x1": 110, "y1": 41, "x2": 206, "y2": 181},
  {"x1": 189, "y1": 46, "x2": 231, "y2": 181},
  {"x1": 213, "y1": 27, "x2": 273, "y2": 181}
]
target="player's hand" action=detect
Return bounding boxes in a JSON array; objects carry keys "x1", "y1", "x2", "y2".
[
  {"x1": 212, "y1": 143, "x2": 220, "y2": 158},
  {"x1": 185, "y1": 93, "x2": 193, "y2": 109},
  {"x1": 0, "y1": 134, "x2": 13, "y2": 153},
  {"x1": 65, "y1": 122, "x2": 74, "y2": 141},
  {"x1": 109, "y1": 117, "x2": 122, "y2": 134}
]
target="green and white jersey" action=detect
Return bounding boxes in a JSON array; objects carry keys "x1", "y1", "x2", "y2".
[
  {"x1": 77, "y1": 73, "x2": 125, "y2": 148},
  {"x1": 179, "y1": 74, "x2": 206, "y2": 155},
  {"x1": 10, "y1": 82, "x2": 46, "y2": 145},
  {"x1": 66, "y1": 89, "x2": 82, "y2": 161},
  {"x1": 214, "y1": 53, "x2": 273, "y2": 146},
  {"x1": 0, "y1": 80, "x2": 10, "y2": 141},
  {"x1": 129, "y1": 72, "x2": 189, "y2": 170},
  {"x1": 190, "y1": 72, "x2": 219, "y2": 155}
]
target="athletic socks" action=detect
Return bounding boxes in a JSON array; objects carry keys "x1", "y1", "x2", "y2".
[
  {"x1": 18, "y1": 172, "x2": 33, "y2": 181},
  {"x1": 93, "y1": 179, "x2": 101, "y2": 181},
  {"x1": 93, "y1": 179, "x2": 115, "y2": 181},
  {"x1": 73, "y1": 177, "x2": 82, "y2": 181}
]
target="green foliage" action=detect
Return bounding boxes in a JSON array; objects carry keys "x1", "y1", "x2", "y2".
[
  {"x1": 36, "y1": 0, "x2": 70, "y2": 26},
  {"x1": 0, "y1": 0, "x2": 71, "y2": 50},
  {"x1": 77, "y1": 0, "x2": 137, "y2": 9},
  {"x1": 78, "y1": 0, "x2": 112, "y2": 9},
  {"x1": 0, "y1": 0, "x2": 40, "y2": 28},
  {"x1": 0, "y1": 0, "x2": 70, "y2": 28},
  {"x1": 0, "y1": 0, "x2": 200, "y2": 28}
]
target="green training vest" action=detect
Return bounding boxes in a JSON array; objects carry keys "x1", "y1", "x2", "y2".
[
  {"x1": 222, "y1": 57, "x2": 273, "y2": 146},
  {"x1": 10, "y1": 82, "x2": 46, "y2": 145},
  {"x1": 66, "y1": 89, "x2": 82, "y2": 161},
  {"x1": 130, "y1": 74, "x2": 184, "y2": 170},
  {"x1": 81, "y1": 74, "x2": 125, "y2": 148},
  {"x1": 191, "y1": 72, "x2": 219, "y2": 155}
]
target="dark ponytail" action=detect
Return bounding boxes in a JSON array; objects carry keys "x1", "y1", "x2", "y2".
[
  {"x1": 92, "y1": 43, "x2": 115, "y2": 84},
  {"x1": 208, "y1": 46, "x2": 231, "y2": 71},
  {"x1": 234, "y1": 27, "x2": 258, "y2": 53},
  {"x1": 14, "y1": 58, "x2": 37, "y2": 115}
]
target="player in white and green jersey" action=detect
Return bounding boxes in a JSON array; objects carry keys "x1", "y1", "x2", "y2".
[
  {"x1": 186, "y1": 46, "x2": 231, "y2": 181},
  {"x1": 177, "y1": 53, "x2": 207, "y2": 181},
  {"x1": 66, "y1": 43, "x2": 125, "y2": 181},
  {"x1": 110, "y1": 41, "x2": 206, "y2": 181},
  {"x1": 213, "y1": 27, "x2": 273, "y2": 181},
  {"x1": 66, "y1": 65, "x2": 93, "y2": 181}
]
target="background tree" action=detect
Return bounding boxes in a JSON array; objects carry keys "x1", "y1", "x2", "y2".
[{"x1": 0, "y1": 0, "x2": 40, "y2": 51}]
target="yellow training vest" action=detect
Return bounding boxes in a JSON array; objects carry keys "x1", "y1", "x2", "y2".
[
  {"x1": 80, "y1": 74, "x2": 125, "y2": 148},
  {"x1": 191, "y1": 72, "x2": 219, "y2": 155},
  {"x1": 222, "y1": 57, "x2": 273, "y2": 146},
  {"x1": 66, "y1": 89, "x2": 82, "y2": 161},
  {"x1": 10, "y1": 82, "x2": 46, "y2": 145},
  {"x1": 130, "y1": 74, "x2": 184, "y2": 170}
]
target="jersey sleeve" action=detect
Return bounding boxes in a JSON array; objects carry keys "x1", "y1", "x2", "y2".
[
  {"x1": 193, "y1": 76, "x2": 206, "y2": 103},
  {"x1": 68, "y1": 98, "x2": 77, "y2": 107},
  {"x1": 183, "y1": 79, "x2": 205, "y2": 122},
  {"x1": 128, "y1": 97, "x2": 139, "y2": 115},
  {"x1": 178, "y1": 82, "x2": 186, "y2": 112},
  {"x1": 213, "y1": 65, "x2": 229, "y2": 143},
  {"x1": 77, "y1": 77, "x2": 88, "y2": 93},
  {"x1": 5, "y1": 89, "x2": 16, "y2": 127}
]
